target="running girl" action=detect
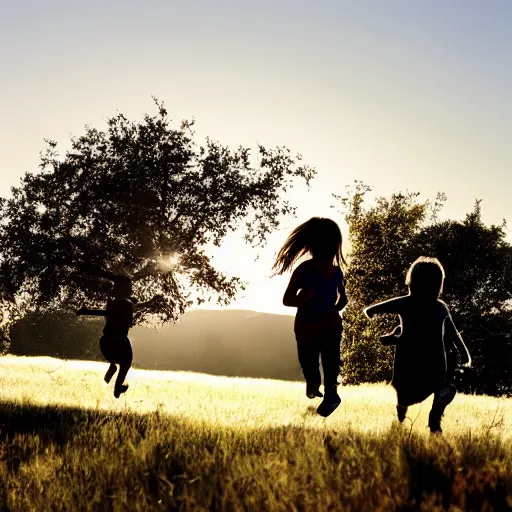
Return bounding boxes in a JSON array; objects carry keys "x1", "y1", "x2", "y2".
[{"x1": 273, "y1": 217, "x2": 348, "y2": 417}]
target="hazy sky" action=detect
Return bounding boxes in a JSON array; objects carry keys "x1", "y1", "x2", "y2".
[{"x1": 1, "y1": 1, "x2": 511, "y2": 315}]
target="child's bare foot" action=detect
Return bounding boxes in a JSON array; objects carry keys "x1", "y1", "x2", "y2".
[
  {"x1": 104, "y1": 364, "x2": 117, "y2": 384},
  {"x1": 114, "y1": 384, "x2": 129, "y2": 398}
]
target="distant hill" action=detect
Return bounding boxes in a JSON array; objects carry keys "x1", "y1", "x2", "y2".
[
  {"x1": 131, "y1": 310, "x2": 301, "y2": 381},
  {"x1": 9, "y1": 309, "x2": 303, "y2": 382}
]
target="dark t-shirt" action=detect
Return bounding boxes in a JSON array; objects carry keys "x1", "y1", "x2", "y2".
[
  {"x1": 102, "y1": 299, "x2": 133, "y2": 338},
  {"x1": 294, "y1": 261, "x2": 345, "y2": 320},
  {"x1": 367, "y1": 295, "x2": 451, "y2": 405}
]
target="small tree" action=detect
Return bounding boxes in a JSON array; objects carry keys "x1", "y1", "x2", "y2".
[
  {"x1": 335, "y1": 182, "x2": 440, "y2": 385},
  {"x1": 0, "y1": 99, "x2": 315, "y2": 349},
  {"x1": 337, "y1": 182, "x2": 512, "y2": 396}
]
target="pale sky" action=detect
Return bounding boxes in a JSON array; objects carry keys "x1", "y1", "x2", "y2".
[{"x1": 1, "y1": 1, "x2": 511, "y2": 315}]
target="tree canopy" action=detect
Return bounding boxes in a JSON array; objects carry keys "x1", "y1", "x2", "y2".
[
  {"x1": 337, "y1": 181, "x2": 512, "y2": 396},
  {"x1": 0, "y1": 99, "x2": 315, "y2": 345}
]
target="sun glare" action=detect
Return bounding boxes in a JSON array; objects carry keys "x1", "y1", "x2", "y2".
[{"x1": 157, "y1": 252, "x2": 181, "y2": 271}]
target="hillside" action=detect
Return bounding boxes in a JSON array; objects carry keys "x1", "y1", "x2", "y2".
[
  {"x1": 0, "y1": 356, "x2": 511, "y2": 510},
  {"x1": 9, "y1": 309, "x2": 303, "y2": 381},
  {"x1": 131, "y1": 309, "x2": 300, "y2": 380}
]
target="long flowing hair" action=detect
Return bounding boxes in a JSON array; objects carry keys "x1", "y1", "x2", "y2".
[{"x1": 272, "y1": 217, "x2": 346, "y2": 275}]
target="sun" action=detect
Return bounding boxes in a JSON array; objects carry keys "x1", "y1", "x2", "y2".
[{"x1": 156, "y1": 252, "x2": 181, "y2": 271}]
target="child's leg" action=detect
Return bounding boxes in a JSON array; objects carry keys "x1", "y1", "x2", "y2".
[
  {"x1": 319, "y1": 329, "x2": 342, "y2": 391},
  {"x1": 104, "y1": 363, "x2": 117, "y2": 384},
  {"x1": 113, "y1": 340, "x2": 133, "y2": 398},
  {"x1": 296, "y1": 340, "x2": 322, "y2": 398},
  {"x1": 428, "y1": 382, "x2": 457, "y2": 433},
  {"x1": 394, "y1": 390, "x2": 409, "y2": 422},
  {"x1": 396, "y1": 405, "x2": 408, "y2": 422},
  {"x1": 114, "y1": 361, "x2": 131, "y2": 398},
  {"x1": 100, "y1": 336, "x2": 118, "y2": 383},
  {"x1": 316, "y1": 327, "x2": 342, "y2": 417}
]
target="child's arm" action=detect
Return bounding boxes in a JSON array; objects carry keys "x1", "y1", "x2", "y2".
[
  {"x1": 380, "y1": 325, "x2": 402, "y2": 346},
  {"x1": 335, "y1": 271, "x2": 348, "y2": 312},
  {"x1": 282, "y1": 265, "x2": 312, "y2": 308},
  {"x1": 444, "y1": 313, "x2": 472, "y2": 367},
  {"x1": 76, "y1": 306, "x2": 106, "y2": 317},
  {"x1": 364, "y1": 296, "x2": 406, "y2": 319}
]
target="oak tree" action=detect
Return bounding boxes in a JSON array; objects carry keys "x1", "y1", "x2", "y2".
[{"x1": 0, "y1": 99, "x2": 315, "y2": 349}]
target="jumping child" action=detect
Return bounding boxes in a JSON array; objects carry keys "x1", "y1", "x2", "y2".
[
  {"x1": 77, "y1": 273, "x2": 135, "y2": 398},
  {"x1": 273, "y1": 217, "x2": 348, "y2": 417},
  {"x1": 364, "y1": 256, "x2": 471, "y2": 433}
]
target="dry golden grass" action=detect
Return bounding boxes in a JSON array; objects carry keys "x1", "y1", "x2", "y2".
[{"x1": 0, "y1": 355, "x2": 510, "y2": 511}]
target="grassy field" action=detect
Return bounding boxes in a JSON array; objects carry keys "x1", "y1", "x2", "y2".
[{"x1": 0, "y1": 356, "x2": 510, "y2": 511}]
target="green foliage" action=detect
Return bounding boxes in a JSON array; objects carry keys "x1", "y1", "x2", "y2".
[
  {"x1": 337, "y1": 181, "x2": 512, "y2": 396},
  {"x1": 0, "y1": 99, "x2": 315, "y2": 331},
  {"x1": 9, "y1": 311, "x2": 103, "y2": 361},
  {"x1": 337, "y1": 182, "x2": 437, "y2": 385}
]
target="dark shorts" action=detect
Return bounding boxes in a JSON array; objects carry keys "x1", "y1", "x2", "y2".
[
  {"x1": 294, "y1": 310, "x2": 343, "y2": 344},
  {"x1": 100, "y1": 335, "x2": 133, "y2": 364}
]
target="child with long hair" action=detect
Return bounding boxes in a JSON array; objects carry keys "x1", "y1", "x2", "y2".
[
  {"x1": 273, "y1": 217, "x2": 348, "y2": 417},
  {"x1": 364, "y1": 256, "x2": 471, "y2": 433},
  {"x1": 76, "y1": 271, "x2": 135, "y2": 399}
]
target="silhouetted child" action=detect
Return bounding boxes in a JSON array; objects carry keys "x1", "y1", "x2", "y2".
[
  {"x1": 273, "y1": 217, "x2": 348, "y2": 417},
  {"x1": 77, "y1": 275, "x2": 135, "y2": 398},
  {"x1": 364, "y1": 257, "x2": 471, "y2": 433}
]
